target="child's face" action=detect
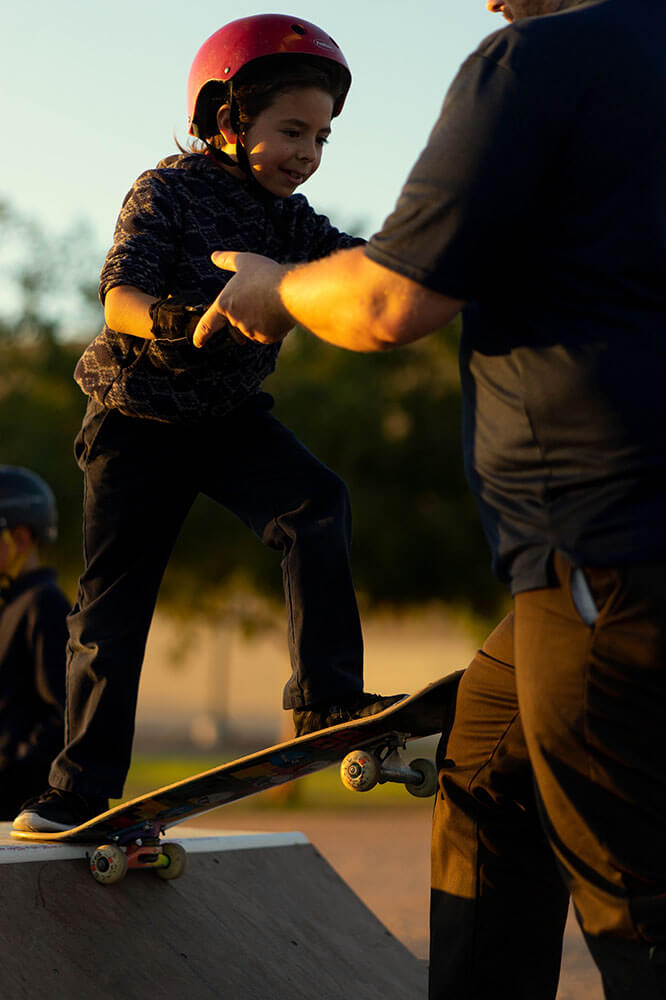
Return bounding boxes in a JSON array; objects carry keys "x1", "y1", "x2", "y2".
[
  {"x1": 0, "y1": 530, "x2": 11, "y2": 575},
  {"x1": 0, "y1": 525, "x2": 36, "y2": 578},
  {"x1": 242, "y1": 87, "x2": 334, "y2": 197}
]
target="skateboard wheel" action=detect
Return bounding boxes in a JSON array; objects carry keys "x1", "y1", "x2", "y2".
[
  {"x1": 156, "y1": 842, "x2": 187, "y2": 880},
  {"x1": 340, "y1": 750, "x2": 380, "y2": 792},
  {"x1": 405, "y1": 758, "x2": 438, "y2": 798},
  {"x1": 90, "y1": 844, "x2": 128, "y2": 884}
]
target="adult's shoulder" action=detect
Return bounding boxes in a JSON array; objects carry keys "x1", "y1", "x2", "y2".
[{"x1": 471, "y1": 1, "x2": 627, "y2": 84}]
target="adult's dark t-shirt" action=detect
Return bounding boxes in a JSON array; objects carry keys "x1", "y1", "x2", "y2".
[{"x1": 366, "y1": 0, "x2": 666, "y2": 592}]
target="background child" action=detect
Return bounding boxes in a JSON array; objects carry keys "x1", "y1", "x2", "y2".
[
  {"x1": 15, "y1": 15, "x2": 401, "y2": 833},
  {"x1": 0, "y1": 466, "x2": 67, "y2": 819}
]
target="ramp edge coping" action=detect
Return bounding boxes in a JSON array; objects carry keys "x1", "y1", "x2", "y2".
[{"x1": 0, "y1": 828, "x2": 309, "y2": 864}]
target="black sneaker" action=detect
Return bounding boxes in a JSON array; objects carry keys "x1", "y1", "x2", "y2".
[
  {"x1": 13, "y1": 788, "x2": 110, "y2": 833},
  {"x1": 293, "y1": 691, "x2": 407, "y2": 737}
]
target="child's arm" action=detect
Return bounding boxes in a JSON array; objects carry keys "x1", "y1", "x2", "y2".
[
  {"x1": 105, "y1": 285, "x2": 157, "y2": 339},
  {"x1": 105, "y1": 285, "x2": 208, "y2": 344},
  {"x1": 100, "y1": 170, "x2": 207, "y2": 344}
]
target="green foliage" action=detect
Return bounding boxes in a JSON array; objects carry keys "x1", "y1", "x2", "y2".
[
  {"x1": 0, "y1": 337, "x2": 87, "y2": 593},
  {"x1": 0, "y1": 199, "x2": 104, "y2": 343}
]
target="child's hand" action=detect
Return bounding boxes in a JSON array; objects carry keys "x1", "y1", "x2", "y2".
[{"x1": 192, "y1": 252, "x2": 293, "y2": 348}]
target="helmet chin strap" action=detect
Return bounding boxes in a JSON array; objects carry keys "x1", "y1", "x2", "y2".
[
  {"x1": 201, "y1": 91, "x2": 277, "y2": 203},
  {"x1": 204, "y1": 90, "x2": 273, "y2": 198},
  {"x1": 202, "y1": 138, "x2": 239, "y2": 169},
  {"x1": 228, "y1": 91, "x2": 253, "y2": 179},
  {"x1": 203, "y1": 130, "x2": 273, "y2": 201}
]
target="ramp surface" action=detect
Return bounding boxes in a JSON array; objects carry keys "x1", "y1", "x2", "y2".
[{"x1": 0, "y1": 825, "x2": 426, "y2": 999}]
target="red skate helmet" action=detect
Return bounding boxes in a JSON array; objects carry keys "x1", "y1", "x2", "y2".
[{"x1": 187, "y1": 14, "x2": 352, "y2": 138}]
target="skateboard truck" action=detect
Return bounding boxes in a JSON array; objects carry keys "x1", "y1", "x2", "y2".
[
  {"x1": 340, "y1": 742, "x2": 437, "y2": 798},
  {"x1": 88, "y1": 824, "x2": 188, "y2": 885}
]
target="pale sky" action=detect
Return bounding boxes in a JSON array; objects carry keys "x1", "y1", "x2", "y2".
[{"x1": 3, "y1": 1, "x2": 497, "y2": 253}]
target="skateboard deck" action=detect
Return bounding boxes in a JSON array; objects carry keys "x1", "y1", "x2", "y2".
[{"x1": 12, "y1": 671, "x2": 462, "y2": 880}]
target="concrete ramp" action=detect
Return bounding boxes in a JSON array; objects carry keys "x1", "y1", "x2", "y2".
[{"x1": 0, "y1": 825, "x2": 426, "y2": 999}]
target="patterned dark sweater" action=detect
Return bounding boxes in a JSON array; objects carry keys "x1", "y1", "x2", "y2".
[{"x1": 75, "y1": 153, "x2": 363, "y2": 424}]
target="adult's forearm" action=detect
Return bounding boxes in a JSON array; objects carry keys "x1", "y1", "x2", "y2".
[
  {"x1": 201, "y1": 247, "x2": 464, "y2": 352},
  {"x1": 280, "y1": 247, "x2": 463, "y2": 351},
  {"x1": 278, "y1": 248, "x2": 401, "y2": 352}
]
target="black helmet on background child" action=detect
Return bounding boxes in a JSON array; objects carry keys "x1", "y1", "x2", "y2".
[
  {"x1": 0, "y1": 466, "x2": 58, "y2": 544},
  {"x1": 187, "y1": 14, "x2": 352, "y2": 140}
]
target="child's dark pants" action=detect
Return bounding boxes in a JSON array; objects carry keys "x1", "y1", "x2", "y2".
[{"x1": 49, "y1": 396, "x2": 364, "y2": 798}]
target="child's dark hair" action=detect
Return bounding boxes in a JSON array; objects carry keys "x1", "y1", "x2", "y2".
[{"x1": 195, "y1": 54, "x2": 348, "y2": 145}]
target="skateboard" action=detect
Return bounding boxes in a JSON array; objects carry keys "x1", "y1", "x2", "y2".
[{"x1": 11, "y1": 671, "x2": 462, "y2": 884}]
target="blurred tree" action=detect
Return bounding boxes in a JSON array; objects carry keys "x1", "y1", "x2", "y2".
[
  {"x1": 0, "y1": 336, "x2": 87, "y2": 590},
  {"x1": 0, "y1": 201, "x2": 103, "y2": 594},
  {"x1": 0, "y1": 199, "x2": 104, "y2": 343}
]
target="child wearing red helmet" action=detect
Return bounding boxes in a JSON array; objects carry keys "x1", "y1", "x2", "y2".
[{"x1": 14, "y1": 15, "x2": 402, "y2": 833}]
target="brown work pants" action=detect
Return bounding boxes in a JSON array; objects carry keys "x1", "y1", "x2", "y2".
[{"x1": 430, "y1": 554, "x2": 666, "y2": 999}]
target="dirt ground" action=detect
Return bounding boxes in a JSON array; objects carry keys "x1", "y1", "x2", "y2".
[{"x1": 192, "y1": 805, "x2": 603, "y2": 999}]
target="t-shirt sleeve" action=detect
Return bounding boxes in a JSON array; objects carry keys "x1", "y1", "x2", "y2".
[
  {"x1": 366, "y1": 32, "x2": 566, "y2": 301},
  {"x1": 99, "y1": 170, "x2": 180, "y2": 303}
]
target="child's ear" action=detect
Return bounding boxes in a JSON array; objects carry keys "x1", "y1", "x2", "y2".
[{"x1": 216, "y1": 104, "x2": 237, "y2": 145}]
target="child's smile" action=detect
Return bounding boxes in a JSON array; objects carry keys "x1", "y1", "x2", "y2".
[{"x1": 242, "y1": 87, "x2": 334, "y2": 197}]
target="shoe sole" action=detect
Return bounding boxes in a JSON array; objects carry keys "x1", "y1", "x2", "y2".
[{"x1": 12, "y1": 811, "x2": 75, "y2": 834}]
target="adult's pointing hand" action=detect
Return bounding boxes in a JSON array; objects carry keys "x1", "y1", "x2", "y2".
[{"x1": 192, "y1": 251, "x2": 293, "y2": 349}]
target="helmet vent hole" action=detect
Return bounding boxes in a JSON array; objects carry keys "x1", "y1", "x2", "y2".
[{"x1": 291, "y1": 23, "x2": 306, "y2": 35}]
